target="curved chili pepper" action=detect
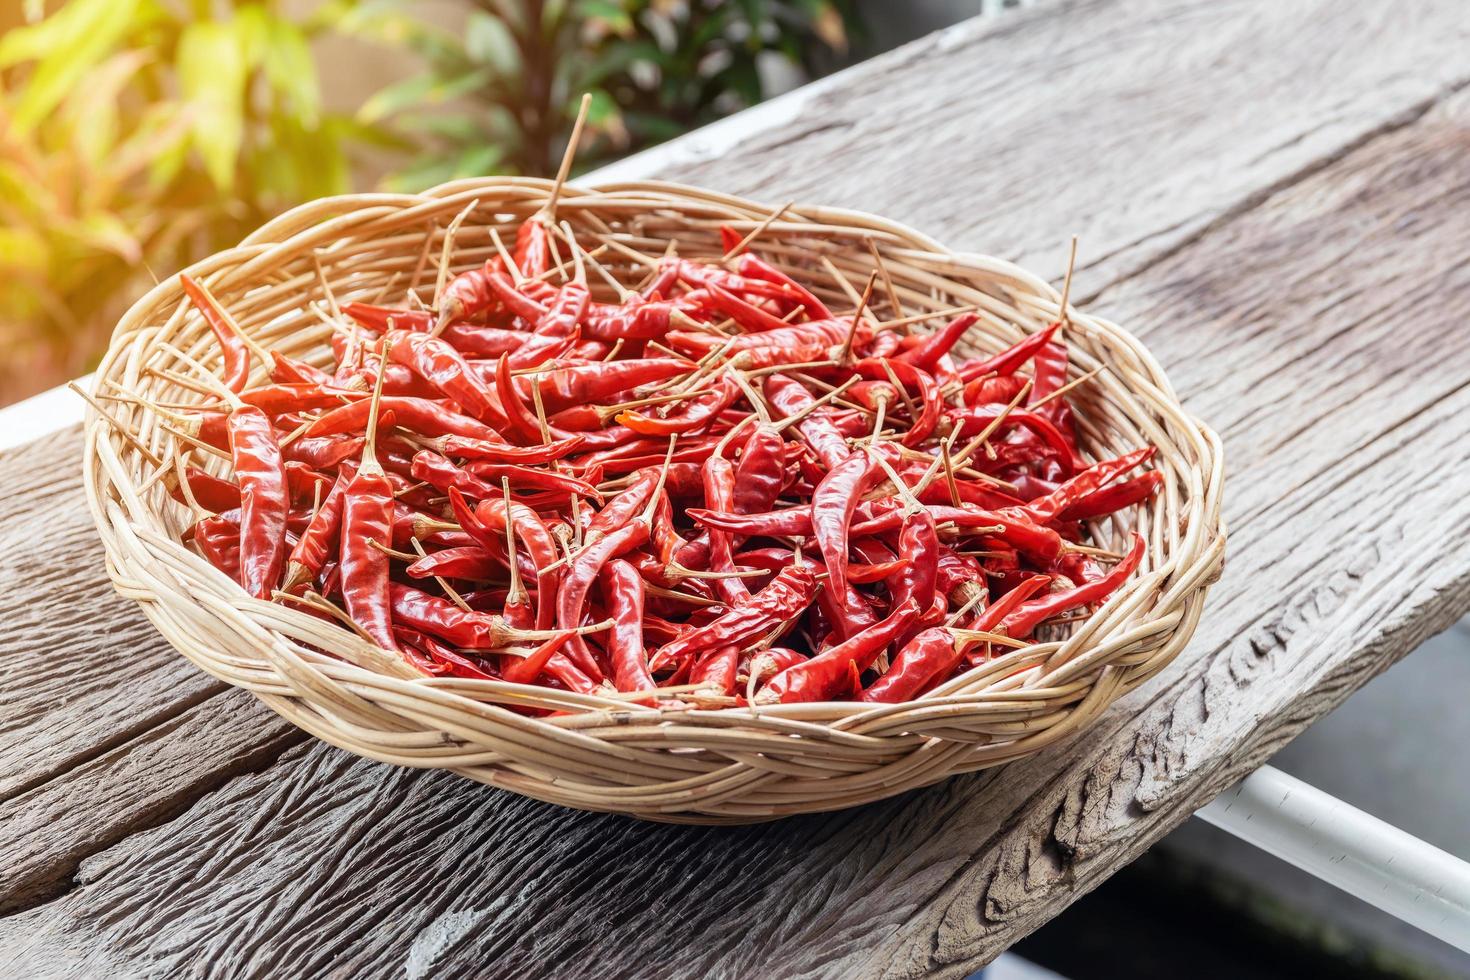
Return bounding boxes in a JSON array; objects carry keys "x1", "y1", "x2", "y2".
[
  {"x1": 486, "y1": 270, "x2": 553, "y2": 323},
  {"x1": 388, "y1": 330, "x2": 506, "y2": 426},
  {"x1": 557, "y1": 520, "x2": 649, "y2": 679},
  {"x1": 405, "y1": 546, "x2": 499, "y2": 581},
  {"x1": 855, "y1": 357, "x2": 942, "y2": 447},
  {"x1": 193, "y1": 512, "x2": 242, "y2": 582},
  {"x1": 513, "y1": 218, "x2": 552, "y2": 278},
  {"x1": 168, "y1": 466, "x2": 241, "y2": 514},
  {"x1": 736, "y1": 253, "x2": 833, "y2": 319},
  {"x1": 1055, "y1": 471, "x2": 1163, "y2": 523},
  {"x1": 284, "y1": 467, "x2": 350, "y2": 590},
  {"x1": 436, "y1": 432, "x2": 584, "y2": 464},
  {"x1": 533, "y1": 281, "x2": 590, "y2": 337},
  {"x1": 528, "y1": 358, "x2": 696, "y2": 413},
  {"x1": 690, "y1": 644, "x2": 741, "y2": 695},
  {"x1": 733, "y1": 423, "x2": 786, "y2": 515},
  {"x1": 304, "y1": 396, "x2": 501, "y2": 442},
  {"x1": 957, "y1": 322, "x2": 1059, "y2": 381},
  {"x1": 269, "y1": 351, "x2": 337, "y2": 387},
  {"x1": 1010, "y1": 447, "x2": 1156, "y2": 524},
  {"x1": 394, "y1": 628, "x2": 499, "y2": 679},
  {"x1": 340, "y1": 460, "x2": 399, "y2": 652},
  {"x1": 617, "y1": 379, "x2": 737, "y2": 436},
  {"x1": 343, "y1": 302, "x2": 435, "y2": 334},
  {"x1": 582, "y1": 298, "x2": 681, "y2": 341},
  {"x1": 600, "y1": 559, "x2": 655, "y2": 694},
  {"x1": 585, "y1": 469, "x2": 660, "y2": 544},
  {"x1": 894, "y1": 312, "x2": 977, "y2": 373},
  {"x1": 437, "y1": 322, "x2": 528, "y2": 357},
  {"x1": 701, "y1": 455, "x2": 752, "y2": 608},
  {"x1": 890, "y1": 508, "x2": 940, "y2": 638},
  {"x1": 948, "y1": 407, "x2": 1076, "y2": 472},
  {"x1": 858, "y1": 627, "x2": 961, "y2": 703},
  {"x1": 227, "y1": 406, "x2": 289, "y2": 599},
  {"x1": 500, "y1": 632, "x2": 591, "y2": 691},
  {"x1": 494, "y1": 353, "x2": 553, "y2": 444},
  {"x1": 671, "y1": 260, "x2": 801, "y2": 307},
  {"x1": 649, "y1": 562, "x2": 818, "y2": 673},
  {"x1": 180, "y1": 274, "x2": 253, "y2": 394},
  {"x1": 810, "y1": 450, "x2": 888, "y2": 639},
  {"x1": 758, "y1": 598, "x2": 919, "y2": 704},
  {"x1": 999, "y1": 533, "x2": 1145, "y2": 638},
  {"x1": 764, "y1": 375, "x2": 851, "y2": 470},
  {"x1": 413, "y1": 450, "x2": 599, "y2": 503},
  {"x1": 459, "y1": 490, "x2": 562, "y2": 631},
  {"x1": 389, "y1": 582, "x2": 543, "y2": 650}
]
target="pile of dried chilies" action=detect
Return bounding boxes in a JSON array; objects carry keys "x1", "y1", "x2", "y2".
[{"x1": 98, "y1": 190, "x2": 1159, "y2": 709}]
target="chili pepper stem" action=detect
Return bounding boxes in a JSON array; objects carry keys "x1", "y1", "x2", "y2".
[
  {"x1": 770, "y1": 377, "x2": 859, "y2": 433},
  {"x1": 1030, "y1": 365, "x2": 1108, "y2": 411},
  {"x1": 835, "y1": 272, "x2": 879, "y2": 364},
  {"x1": 940, "y1": 435, "x2": 963, "y2": 507},
  {"x1": 864, "y1": 236, "x2": 905, "y2": 322},
  {"x1": 1056, "y1": 234, "x2": 1078, "y2": 329},
  {"x1": 723, "y1": 200, "x2": 793, "y2": 258},
  {"x1": 540, "y1": 93, "x2": 591, "y2": 226},
  {"x1": 489, "y1": 227, "x2": 525, "y2": 284}
]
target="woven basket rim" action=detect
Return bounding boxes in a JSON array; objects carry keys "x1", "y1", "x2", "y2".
[{"x1": 80, "y1": 176, "x2": 1226, "y2": 821}]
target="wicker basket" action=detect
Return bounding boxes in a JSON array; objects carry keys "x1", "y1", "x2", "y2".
[{"x1": 81, "y1": 178, "x2": 1225, "y2": 823}]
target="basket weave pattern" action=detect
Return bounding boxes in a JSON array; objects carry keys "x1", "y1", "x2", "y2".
[{"x1": 82, "y1": 179, "x2": 1225, "y2": 822}]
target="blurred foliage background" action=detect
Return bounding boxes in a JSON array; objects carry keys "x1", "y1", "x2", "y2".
[{"x1": 0, "y1": 0, "x2": 858, "y2": 407}]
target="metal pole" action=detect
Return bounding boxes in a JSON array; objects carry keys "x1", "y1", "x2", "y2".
[{"x1": 1197, "y1": 765, "x2": 1470, "y2": 953}]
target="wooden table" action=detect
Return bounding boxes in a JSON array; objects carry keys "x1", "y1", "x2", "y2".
[{"x1": 6, "y1": 1, "x2": 1470, "y2": 974}]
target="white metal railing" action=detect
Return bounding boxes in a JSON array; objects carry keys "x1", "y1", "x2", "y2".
[{"x1": 1197, "y1": 765, "x2": 1470, "y2": 952}]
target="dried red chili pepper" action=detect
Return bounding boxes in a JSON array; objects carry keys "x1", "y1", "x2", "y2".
[
  {"x1": 757, "y1": 598, "x2": 920, "y2": 704},
  {"x1": 180, "y1": 274, "x2": 255, "y2": 394},
  {"x1": 600, "y1": 559, "x2": 656, "y2": 694}
]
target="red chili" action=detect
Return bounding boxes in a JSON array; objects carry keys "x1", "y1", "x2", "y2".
[
  {"x1": 999, "y1": 533, "x2": 1146, "y2": 638},
  {"x1": 600, "y1": 559, "x2": 656, "y2": 694},
  {"x1": 758, "y1": 598, "x2": 919, "y2": 704},
  {"x1": 180, "y1": 274, "x2": 253, "y2": 393}
]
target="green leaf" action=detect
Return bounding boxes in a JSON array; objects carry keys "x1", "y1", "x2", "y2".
[
  {"x1": 262, "y1": 16, "x2": 322, "y2": 125},
  {"x1": 4, "y1": 0, "x2": 139, "y2": 132},
  {"x1": 358, "y1": 68, "x2": 494, "y2": 124},
  {"x1": 176, "y1": 20, "x2": 248, "y2": 191},
  {"x1": 465, "y1": 11, "x2": 520, "y2": 75}
]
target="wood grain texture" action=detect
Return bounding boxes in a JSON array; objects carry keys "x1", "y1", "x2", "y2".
[
  {"x1": 641, "y1": 0, "x2": 1470, "y2": 301},
  {"x1": 0, "y1": 429, "x2": 222, "y2": 802},
  {"x1": 8, "y1": 0, "x2": 1470, "y2": 974},
  {"x1": 0, "y1": 692, "x2": 301, "y2": 915}
]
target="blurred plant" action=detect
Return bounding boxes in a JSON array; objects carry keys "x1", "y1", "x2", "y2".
[
  {"x1": 0, "y1": 0, "x2": 378, "y2": 403},
  {"x1": 345, "y1": 0, "x2": 859, "y2": 190}
]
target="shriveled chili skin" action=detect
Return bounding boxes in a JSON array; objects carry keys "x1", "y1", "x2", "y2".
[
  {"x1": 732, "y1": 423, "x2": 786, "y2": 515},
  {"x1": 759, "y1": 598, "x2": 920, "y2": 704},
  {"x1": 339, "y1": 467, "x2": 398, "y2": 651},
  {"x1": 859, "y1": 627, "x2": 961, "y2": 703},
  {"x1": 649, "y1": 563, "x2": 818, "y2": 673},
  {"x1": 180, "y1": 274, "x2": 251, "y2": 393},
  {"x1": 228, "y1": 406, "x2": 289, "y2": 600},
  {"x1": 600, "y1": 559, "x2": 656, "y2": 694}
]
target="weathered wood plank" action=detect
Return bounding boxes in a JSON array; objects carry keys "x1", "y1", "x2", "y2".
[
  {"x1": 0, "y1": 692, "x2": 301, "y2": 915},
  {"x1": 7, "y1": 32, "x2": 1470, "y2": 980},
  {"x1": 0, "y1": 429, "x2": 223, "y2": 802},
  {"x1": 633, "y1": 0, "x2": 1470, "y2": 300}
]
